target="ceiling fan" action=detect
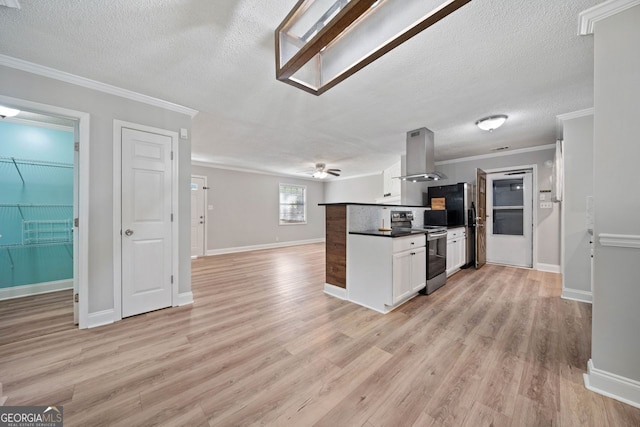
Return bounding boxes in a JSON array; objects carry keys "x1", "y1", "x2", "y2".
[{"x1": 311, "y1": 163, "x2": 341, "y2": 179}]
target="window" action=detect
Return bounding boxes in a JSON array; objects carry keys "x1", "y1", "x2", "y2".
[
  {"x1": 492, "y1": 178, "x2": 524, "y2": 235},
  {"x1": 279, "y1": 184, "x2": 306, "y2": 225}
]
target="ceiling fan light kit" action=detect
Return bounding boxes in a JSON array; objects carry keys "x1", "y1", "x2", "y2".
[
  {"x1": 275, "y1": 0, "x2": 472, "y2": 95},
  {"x1": 476, "y1": 114, "x2": 508, "y2": 132},
  {"x1": 312, "y1": 162, "x2": 341, "y2": 178}
]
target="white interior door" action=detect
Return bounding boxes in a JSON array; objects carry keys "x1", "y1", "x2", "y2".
[
  {"x1": 486, "y1": 171, "x2": 533, "y2": 268},
  {"x1": 191, "y1": 176, "x2": 206, "y2": 258},
  {"x1": 121, "y1": 127, "x2": 173, "y2": 318}
]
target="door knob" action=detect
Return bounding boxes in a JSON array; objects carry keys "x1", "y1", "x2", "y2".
[{"x1": 124, "y1": 229, "x2": 134, "y2": 236}]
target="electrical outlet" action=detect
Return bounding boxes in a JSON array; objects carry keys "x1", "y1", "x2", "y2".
[
  {"x1": 539, "y1": 193, "x2": 546, "y2": 201},
  {"x1": 540, "y1": 202, "x2": 553, "y2": 209}
]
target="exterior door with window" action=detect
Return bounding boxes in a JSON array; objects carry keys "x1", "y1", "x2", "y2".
[
  {"x1": 486, "y1": 171, "x2": 533, "y2": 267},
  {"x1": 475, "y1": 168, "x2": 487, "y2": 269}
]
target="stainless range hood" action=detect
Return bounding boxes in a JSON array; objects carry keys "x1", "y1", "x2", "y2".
[{"x1": 397, "y1": 127, "x2": 447, "y2": 182}]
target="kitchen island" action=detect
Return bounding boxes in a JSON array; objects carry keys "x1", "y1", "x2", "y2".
[{"x1": 320, "y1": 203, "x2": 429, "y2": 313}]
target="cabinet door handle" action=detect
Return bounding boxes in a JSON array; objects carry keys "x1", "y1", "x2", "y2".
[
  {"x1": 410, "y1": 252, "x2": 415, "y2": 255},
  {"x1": 410, "y1": 242, "x2": 415, "y2": 245}
]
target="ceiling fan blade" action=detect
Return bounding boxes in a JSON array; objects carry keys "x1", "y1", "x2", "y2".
[
  {"x1": 327, "y1": 169, "x2": 341, "y2": 172},
  {"x1": 327, "y1": 171, "x2": 340, "y2": 176}
]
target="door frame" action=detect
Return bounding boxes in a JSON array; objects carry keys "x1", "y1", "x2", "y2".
[
  {"x1": 190, "y1": 174, "x2": 208, "y2": 258},
  {"x1": 0, "y1": 94, "x2": 91, "y2": 329},
  {"x1": 113, "y1": 120, "x2": 179, "y2": 321},
  {"x1": 484, "y1": 164, "x2": 538, "y2": 270}
]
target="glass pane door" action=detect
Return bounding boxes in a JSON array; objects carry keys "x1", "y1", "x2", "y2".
[{"x1": 492, "y1": 178, "x2": 524, "y2": 236}]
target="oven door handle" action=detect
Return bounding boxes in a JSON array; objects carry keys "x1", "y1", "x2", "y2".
[{"x1": 427, "y1": 231, "x2": 448, "y2": 241}]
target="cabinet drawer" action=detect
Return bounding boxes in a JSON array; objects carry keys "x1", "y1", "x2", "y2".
[
  {"x1": 447, "y1": 227, "x2": 465, "y2": 240},
  {"x1": 393, "y1": 234, "x2": 425, "y2": 253}
]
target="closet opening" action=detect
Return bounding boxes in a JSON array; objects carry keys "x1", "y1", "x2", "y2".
[{"x1": 0, "y1": 108, "x2": 79, "y2": 325}]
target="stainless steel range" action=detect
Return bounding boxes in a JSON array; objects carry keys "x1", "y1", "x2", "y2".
[
  {"x1": 421, "y1": 226, "x2": 447, "y2": 294},
  {"x1": 390, "y1": 211, "x2": 447, "y2": 295}
]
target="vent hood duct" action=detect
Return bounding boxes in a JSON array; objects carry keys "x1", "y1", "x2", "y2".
[{"x1": 397, "y1": 127, "x2": 447, "y2": 182}]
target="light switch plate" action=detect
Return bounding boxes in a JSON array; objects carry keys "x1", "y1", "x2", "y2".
[
  {"x1": 540, "y1": 202, "x2": 553, "y2": 209},
  {"x1": 180, "y1": 128, "x2": 188, "y2": 139},
  {"x1": 208, "y1": 205, "x2": 213, "y2": 210}
]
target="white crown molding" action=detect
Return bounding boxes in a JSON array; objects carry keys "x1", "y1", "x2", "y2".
[
  {"x1": 579, "y1": 0, "x2": 640, "y2": 35},
  {"x1": 0, "y1": 54, "x2": 199, "y2": 117},
  {"x1": 0, "y1": 0, "x2": 21, "y2": 9},
  {"x1": 191, "y1": 160, "x2": 326, "y2": 182},
  {"x1": 599, "y1": 233, "x2": 640, "y2": 249},
  {"x1": 557, "y1": 108, "x2": 594, "y2": 121},
  {"x1": 435, "y1": 144, "x2": 556, "y2": 166}
]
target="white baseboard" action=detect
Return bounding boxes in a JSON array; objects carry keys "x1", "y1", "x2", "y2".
[
  {"x1": 561, "y1": 288, "x2": 593, "y2": 304},
  {"x1": 323, "y1": 283, "x2": 347, "y2": 300},
  {"x1": 206, "y1": 238, "x2": 325, "y2": 256},
  {"x1": 177, "y1": 292, "x2": 194, "y2": 306},
  {"x1": 0, "y1": 279, "x2": 73, "y2": 301},
  {"x1": 536, "y1": 263, "x2": 561, "y2": 273},
  {"x1": 87, "y1": 309, "x2": 115, "y2": 329},
  {"x1": 584, "y1": 359, "x2": 640, "y2": 409}
]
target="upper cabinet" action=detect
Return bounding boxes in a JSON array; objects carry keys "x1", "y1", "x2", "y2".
[{"x1": 382, "y1": 160, "x2": 401, "y2": 197}]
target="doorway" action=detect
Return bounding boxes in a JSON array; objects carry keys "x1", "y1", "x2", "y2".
[
  {"x1": 113, "y1": 120, "x2": 179, "y2": 320},
  {"x1": 0, "y1": 95, "x2": 89, "y2": 329},
  {"x1": 486, "y1": 169, "x2": 534, "y2": 268},
  {"x1": 191, "y1": 175, "x2": 207, "y2": 258}
]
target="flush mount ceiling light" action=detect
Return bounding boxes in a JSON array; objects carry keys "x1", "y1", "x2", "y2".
[
  {"x1": 0, "y1": 105, "x2": 20, "y2": 118},
  {"x1": 476, "y1": 115, "x2": 508, "y2": 132},
  {"x1": 275, "y1": 0, "x2": 472, "y2": 96}
]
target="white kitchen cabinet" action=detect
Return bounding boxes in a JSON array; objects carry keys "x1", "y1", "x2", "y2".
[
  {"x1": 382, "y1": 161, "x2": 401, "y2": 197},
  {"x1": 392, "y1": 245, "x2": 426, "y2": 304},
  {"x1": 347, "y1": 233, "x2": 425, "y2": 313},
  {"x1": 446, "y1": 227, "x2": 466, "y2": 277}
]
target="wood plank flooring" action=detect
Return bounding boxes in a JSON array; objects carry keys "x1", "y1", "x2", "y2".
[{"x1": 1, "y1": 242, "x2": 640, "y2": 426}]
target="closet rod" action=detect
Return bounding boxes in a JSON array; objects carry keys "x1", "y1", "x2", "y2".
[
  {"x1": 0, "y1": 204, "x2": 73, "y2": 208},
  {"x1": 0, "y1": 156, "x2": 73, "y2": 169}
]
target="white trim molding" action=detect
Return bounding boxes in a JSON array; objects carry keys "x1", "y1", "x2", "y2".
[
  {"x1": 561, "y1": 288, "x2": 593, "y2": 304},
  {"x1": 177, "y1": 292, "x2": 194, "y2": 306},
  {"x1": 579, "y1": 0, "x2": 640, "y2": 35},
  {"x1": 584, "y1": 359, "x2": 640, "y2": 409},
  {"x1": 599, "y1": 233, "x2": 640, "y2": 249},
  {"x1": 0, "y1": 279, "x2": 72, "y2": 301},
  {"x1": 537, "y1": 263, "x2": 561, "y2": 273},
  {"x1": 191, "y1": 160, "x2": 322, "y2": 182},
  {"x1": 435, "y1": 144, "x2": 555, "y2": 166},
  {"x1": 0, "y1": 54, "x2": 198, "y2": 117},
  {"x1": 323, "y1": 283, "x2": 347, "y2": 300},
  {"x1": 206, "y1": 238, "x2": 325, "y2": 256},
  {"x1": 0, "y1": 94, "x2": 91, "y2": 329},
  {"x1": 87, "y1": 309, "x2": 115, "y2": 329},
  {"x1": 557, "y1": 108, "x2": 595, "y2": 121}
]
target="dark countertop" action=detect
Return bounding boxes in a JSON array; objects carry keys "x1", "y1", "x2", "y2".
[
  {"x1": 319, "y1": 202, "x2": 428, "y2": 208},
  {"x1": 349, "y1": 229, "x2": 427, "y2": 238}
]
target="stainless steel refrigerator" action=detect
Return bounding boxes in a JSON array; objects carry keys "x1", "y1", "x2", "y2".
[{"x1": 424, "y1": 183, "x2": 476, "y2": 268}]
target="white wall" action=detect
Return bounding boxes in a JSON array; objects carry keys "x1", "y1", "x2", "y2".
[
  {"x1": 0, "y1": 65, "x2": 193, "y2": 315},
  {"x1": 590, "y1": 4, "x2": 640, "y2": 391},
  {"x1": 428, "y1": 147, "x2": 560, "y2": 267},
  {"x1": 324, "y1": 173, "x2": 382, "y2": 204},
  {"x1": 561, "y1": 114, "x2": 593, "y2": 300},
  {"x1": 191, "y1": 165, "x2": 325, "y2": 252}
]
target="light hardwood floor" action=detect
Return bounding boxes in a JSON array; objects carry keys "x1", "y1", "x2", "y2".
[{"x1": 1, "y1": 243, "x2": 639, "y2": 426}]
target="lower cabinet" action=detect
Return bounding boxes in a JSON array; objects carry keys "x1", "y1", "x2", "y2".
[
  {"x1": 392, "y1": 246, "x2": 426, "y2": 304},
  {"x1": 446, "y1": 227, "x2": 466, "y2": 277},
  {"x1": 347, "y1": 233, "x2": 426, "y2": 313}
]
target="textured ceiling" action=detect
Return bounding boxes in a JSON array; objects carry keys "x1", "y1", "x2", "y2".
[{"x1": 0, "y1": 0, "x2": 600, "y2": 178}]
